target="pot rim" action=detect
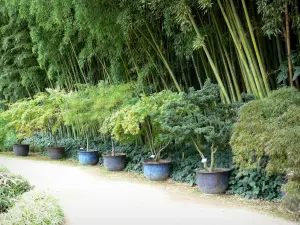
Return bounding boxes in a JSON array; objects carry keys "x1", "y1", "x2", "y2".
[
  {"x1": 103, "y1": 153, "x2": 126, "y2": 157},
  {"x1": 46, "y1": 146, "x2": 65, "y2": 149},
  {"x1": 195, "y1": 168, "x2": 233, "y2": 174},
  {"x1": 13, "y1": 144, "x2": 29, "y2": 146},
  {"x1": 143, "y1": 160, "x2": 171, "y2": 165},
  {"x1": 79, "y1": 150, "x2": 99, "y2": 154}
]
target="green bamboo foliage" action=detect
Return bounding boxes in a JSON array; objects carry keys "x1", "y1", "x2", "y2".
[{"x1": 0, "y1": 0, "x2": 299, "y2": 103}]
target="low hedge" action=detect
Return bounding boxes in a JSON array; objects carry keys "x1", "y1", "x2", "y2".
[
  {"x1": 0, "y1": 168, "x2": 32, "y2": 213},
  {"x1": 0, "y1": 190, "x2": 64, "y2": 225}
]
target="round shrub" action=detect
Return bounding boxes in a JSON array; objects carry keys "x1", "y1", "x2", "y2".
[
  {"x1": 0, "y1": 168, "x2": 32, "y2": 213},
  {"x1": 0, "y1": 190, "x2": 64, "y2": 225}
]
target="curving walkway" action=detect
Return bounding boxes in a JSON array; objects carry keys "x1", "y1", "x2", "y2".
[{"x1": 0, "y1": 156, "x2": 297, "y2": 225}]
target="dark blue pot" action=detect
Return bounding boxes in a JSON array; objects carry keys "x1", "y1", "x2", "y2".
[
  {"x1": 47, "y1": 147, "x2": 65, "y2": 160},
  {"x1": 103, "y1": 154, "x2": 126, "y2": 171},
  {"x1": 196, "y1": 168, "x2": 232, "y2": 194},
  {"x1": 13, "y1": 144, "x2": 29, "y2": 156},
  {"x1": 143, "y1": 160, "x2": 171, "y2": 181},
  {"x1": 79, "y1": 151, "x2": 99, "y2": 165}
]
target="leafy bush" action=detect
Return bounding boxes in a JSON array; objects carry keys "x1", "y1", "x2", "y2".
[
  {"x1": 1, "y1": 98, "x2": 39, "y2": 143},
  {"x1": 231, "y1": 87, "x2": 300, "y2": 212},
  {"x1": 1, "y1": 131, "x2": 16, "y2": 152},
  {"x1": 0, "y1": 168, "x2": 32, "y2": 213},
  {"x1": 0, "y1": 110, "x2": 17, "y2": 151},
  {"x1": 227, "y1": 168, "x2": 284, "y2": 200},
  {"x1": 0, "y1": 190, "x2": 64, "y2": 225},
  {"x1": 63, "y1": 82, "x2": 136, "y2": 150},
  {"x1": 102, "y1": 90, "x2": 182, "y2": 161},
  {"x1": 161, "y1": 80, "x2": 240, "y2": 171}
]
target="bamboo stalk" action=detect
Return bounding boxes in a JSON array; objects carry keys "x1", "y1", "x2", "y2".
[
  {"x1": 187, "y1": 11, "x2": 231, "y2": 103},
  {"x1": 241, "y1": 0, "x2": 270, "y2": 94}
]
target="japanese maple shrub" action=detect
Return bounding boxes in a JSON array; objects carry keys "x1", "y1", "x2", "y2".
[{"x1": 231, "y1": 87, "x2": 300, "y2": 215}]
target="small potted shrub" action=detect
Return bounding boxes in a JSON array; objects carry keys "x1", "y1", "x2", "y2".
[
  {"x1": 161, "y1": 80, "x2": 239, "y2": 193},
  {"x1": 78, "y1": 134, "x2": 99, "y2": 166},
  {"x1": 101, "y1": 136, "x2": 127, "y2": 171},
  {"x1": 107, "y1": 90, "x2": 181, "y2": 180},
  {"x1": 69, "y1": 83, "x2": 135, "y2": 166},
  {"x1": 2, "y1": 99, "x2": 37, "y2": 156},
  {"x1": 97, "y1": 82, "x2": 135, "y2": 171},
  {"x1": 33, "y1": 90, "x2": 67, "y2": 160},
  {"x1": 63, "y1": 85, "x2": 99, "y2": 165}
]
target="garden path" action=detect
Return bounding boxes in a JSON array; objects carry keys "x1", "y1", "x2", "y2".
[{"x1": 0, "y1": 156, "x2": 297, "y2": 225}]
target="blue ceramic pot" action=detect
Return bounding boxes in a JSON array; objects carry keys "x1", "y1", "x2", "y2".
[
  {"x1": 143, "y1": 160, "x2": 171, "y2": 181},
  {"x1": 103, "y1": 154, "x2": 126, "y2": 171},
  {"x1": 78, "y1": 151, "x2": 99, "y2": 165},
  {"x1": 47, "y1": 147, "x2": 65, "y2": 160},
  {"x1": 13, "y1": 144, "x2": 29, "y2": 156},
  {"x1": 196, "y1": 168, "x2": 232, "y2": 194}
]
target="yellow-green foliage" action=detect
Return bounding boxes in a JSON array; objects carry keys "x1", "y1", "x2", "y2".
[
  {"x1": 32, "y1": 89, "x2": 67, "y2": 136},
  {"x1": 231, "y1": 87, "x2": 300, "y2": 213},
  {"x1": 102, "y1": 90, "x2": 182, "y2": 160},
  {"x1": 64, "y1": 82, "x2": 135, "y2": 138},
  {"x1": 2, "y1": 89, "x2": 67, "y2": 144},
  {"x1": 2, "y1": 98, "x2": 39, "y2": 142},
  {"x1": 0, "y1": 190, "x2": 64, "y2": 225},
  {"x1": 0, "y1": 168, "x2": 32, "y2": 213}
]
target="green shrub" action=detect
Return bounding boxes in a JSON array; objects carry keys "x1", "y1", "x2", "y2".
[
  {"x1": 227, "y1": 168, "x2": 284, "y2": 200},
  {"x1": 102, "y1": 89, "x2": 181, "y2": 161},
  {"x1": 0, "y1": 111, "x2": 16, "y2": 151},
  {"x1": 0, "y1": 190, "x2": 64, "y2": 225},
  {"x1": 0, "y1": 168, "x2": 32, "y2": 213},
  {"x1": 160, "y1": 80, "x2": 240, "y2": 171},
  {"x1": 231, "y1": 87, "x2": 300, "y2": 212}
]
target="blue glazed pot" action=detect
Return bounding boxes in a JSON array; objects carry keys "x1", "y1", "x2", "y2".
[
  {"x1": 79, "y1": 151, "x2": 99, "y2": 165},
  {"x1": 196, "y1": 168, "x2": 232, "y2": 194},
  {"x1": 103, "y1": 154, "x2": 126, "y2": 171},
  {"x1": 47, "y1": 147, "x2": 65, "y2": 160},
  {"x1": 143, "y1": 160, "x2": 171, "y2": 181},
  {"x1": 13, "y1": 144, "x2": 29, "y2": 156}
]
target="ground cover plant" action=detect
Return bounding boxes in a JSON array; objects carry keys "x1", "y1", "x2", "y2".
[
  {"x1": 0, "y1": 190, "x2": 64, "y2": 225},
  {"x1": 0, "y1": 168, "x2": 64, "y2": 225},
  {"x1": 0, "y1": 167, "x2": 32, "y2": 213}
]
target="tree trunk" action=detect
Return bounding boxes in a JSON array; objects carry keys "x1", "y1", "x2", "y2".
[
  {"x1": 53, "y1": 134, "x2": 57, "y2": 147},
  {"x1": 111, "y1": 139, "x2": 115, "y2": 156}
]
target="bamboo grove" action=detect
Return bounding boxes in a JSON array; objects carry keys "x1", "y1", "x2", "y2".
[{"x1": 0, "y1": 0, "x2": 300, "y2": 103}]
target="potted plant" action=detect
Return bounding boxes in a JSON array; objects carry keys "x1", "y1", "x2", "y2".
[
  {"x1": 161, "y1": 80, "x2": 239, "y2": 193},
  {"x1": 106, "y1": 90, "x2": 181, "y2": 180},
  {"x1": 63, "y1": 85, "x2": 100, "y2": 165},
  {"x1": 101, "y1": 135, "x2": 127, "y2": 171},
  {"x1": 33, "y1": 90, "x2": 67, "y2": 160},
  {"x1": 2, "y1": 98, "x2": 38, "y2": 156},
  {"x1": 96, "y1": 82, "x2": 135, "y2": 171}
]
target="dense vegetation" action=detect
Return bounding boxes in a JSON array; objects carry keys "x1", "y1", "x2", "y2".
[
  {"x1": 0, "y1": 168, "x2": 64, "y2": 225},
  {"x1": 0, "y1": 191, "x2": 64, "y2": 225},
  {"x1": 0, "y1": 0, "x2": 299, "y2": 103},
  {"x1": 0, "y1": 167, "x2": 32, "y2": 213},
  {"x1": 0, "y1": 0, "x2": 299, "y2": 217},
  {"x1": 231, "y1": 88, "x2": 300, "y2": 214}
]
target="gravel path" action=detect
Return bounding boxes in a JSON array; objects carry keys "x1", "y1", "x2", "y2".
[{"x1": 0, "y1": 156, "x2": 297, "y2": 225}]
